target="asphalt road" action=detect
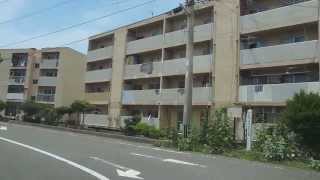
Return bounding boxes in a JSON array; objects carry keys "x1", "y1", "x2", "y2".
[{"x1": 0, "y1": 123, "x2": 319, "y2": 180}]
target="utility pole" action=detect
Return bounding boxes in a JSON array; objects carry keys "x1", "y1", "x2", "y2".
[{"x1": 182, "y1": 0, "x2": 195, "y2": 138}]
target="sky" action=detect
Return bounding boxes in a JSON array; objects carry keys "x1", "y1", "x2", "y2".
[{"x1": 0, "y1": 0, "x2": 183, "y2": 53}]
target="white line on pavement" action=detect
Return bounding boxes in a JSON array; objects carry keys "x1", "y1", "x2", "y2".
[
  {"x1": 131, "y1": 153, "x2": 207, "y2": 168},
  {"x1": 90, "y1": 156, "x2": 144, "y2": 180},
  {"x1": 117, "y1": 142, "x2": 190, "y2": 155},
  {"x1": 0, "y1": 137, "x2": 110, "y2": 180},
  {"x1": 0, "y1": 126, "x2": 7, "y2": 131}
]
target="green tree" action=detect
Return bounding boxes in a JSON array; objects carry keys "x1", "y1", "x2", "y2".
[
  {"x1": 282, "y1": 90, "x2": 320, "y2": 157},
  {"x1": 0, "y1": 100, "x2": 6, "y2": 112},
  {"x1": 56, "y1": 106, "x2": 72, "y2": 126},
  {"x1": 70, "y1": 100, "x2": 92, "y2": 128},
  {"x1": 21, "y1": 101, "x2": 43, "y2": 123},
  {"x1": 0, "y1": 53, "x2": 3, "y2": 64}
]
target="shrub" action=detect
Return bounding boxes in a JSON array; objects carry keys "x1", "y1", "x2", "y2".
[
  {"x1": 255, "y1": 126, "x2": 299, "y2": 161},
  {"x1": 134, "y1": 123, "x2": 151, "y2": 136},
  {"x1": 123, "y1": 116, "x2": 140, "y2": 136},
  {"x1": 309, "y1": 159, "x2": 320, "y2": 171},
  {"x1": 206, "y1": 109, "x2": 234, "y2": 154},
  {"x1": 282, "y1": 91, "x2": 320, "y2": 157},
  {"x1": 133, "y1": 122, "x2": 163, "y2": 139}
]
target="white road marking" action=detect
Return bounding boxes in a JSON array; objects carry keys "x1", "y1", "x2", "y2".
[
  {"x1": 0, "y1": 137, "x2": 110, "y2": 180},
  {"x1": 131, "y1": 153, "x2": 207, "y2": 168},
  {"x1": 90, "y1": 156, "x2": 144, "y2": 180},
  {"x1": 117, "y1": 142, "x2": 190, "y2": 155},
  {"x1": 0, "y1": 126, "x2": 7, "y2": 131}
]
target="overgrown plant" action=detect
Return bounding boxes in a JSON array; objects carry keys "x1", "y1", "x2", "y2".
[{"x1": 282, "y1": 90, "x2": 320, "y2": 157}]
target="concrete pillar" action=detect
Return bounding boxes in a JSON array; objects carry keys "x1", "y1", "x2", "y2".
[
  {"x1": 109, "y1": 28, "x2": 128, "y2": 129},
  {"x1": 212, "y1": 0, "x2": 240, "y2": 108}
]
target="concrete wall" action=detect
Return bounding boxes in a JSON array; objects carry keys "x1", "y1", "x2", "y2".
[
  {"x1": 55, "y1": 48, "x2": 86, "y2": 107},
  {"x1": 213, "y1": 0, "x2": 240, "y2": 107},
  {"x1": 109, "y1": 28, "x2": 128, "y2": 128}
]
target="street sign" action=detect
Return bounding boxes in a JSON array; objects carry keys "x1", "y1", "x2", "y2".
[{"x1": 245, "y1": 109, "x2": 253, "y2": 151}]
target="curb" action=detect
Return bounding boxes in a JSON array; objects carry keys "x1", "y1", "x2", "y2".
[{"x1": 8, "y1": 120, "x2": 158, "y2": 144}]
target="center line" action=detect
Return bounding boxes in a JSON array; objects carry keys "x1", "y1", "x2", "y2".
[{"x1": 0, "y1": 136, "x2": 110, "y2": 180}]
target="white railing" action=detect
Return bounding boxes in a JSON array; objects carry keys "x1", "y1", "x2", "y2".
[
  {"x1": 239, "y1": 82, "x2": 320, "y2": 103},
  {"x1": 37, "y1": 94, "x2": 55, "y2": 102}
]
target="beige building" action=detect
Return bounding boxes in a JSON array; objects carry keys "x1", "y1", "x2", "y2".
[
  {"x1": 84, "y1": 0, "x2": 320, "y2": 137},
  {"x1": 84, "y1": 1, "x2": 238, "y2": 130},
  {"x1": 0, "y1": 47, "x2": 86, "y2": 117}
]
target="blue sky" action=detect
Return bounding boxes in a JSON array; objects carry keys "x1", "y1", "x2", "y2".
[{"x1": 0, "y1": 0, "x2": 183, "y2": 53}]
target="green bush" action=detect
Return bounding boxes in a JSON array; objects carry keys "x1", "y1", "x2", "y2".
[
  {"x1": 206, "y1": 109, "x2": 234, "y2": 154},
  {"x1": 309, "y1": 159, "x2": 320, "y2": 171},
  {"x1": 123, "y1": 116, "x2": 140, "y2": 136},
  {"x1": 282, "y1": 91, "x2": 320, "y2": 157},
  {"x1": 255, "y1": 126, "x2": 299, "y2": 161},
  {"x1": 132, "y1": 122, "x2": 163, "y2": 139}
]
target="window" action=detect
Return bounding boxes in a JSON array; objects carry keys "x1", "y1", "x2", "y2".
[
  {"x1": 294, "y1": 36, "x2": 305, "y2": 43},
  {"x1": 34, "y1": 63, "x2": 39, "y2": 68},
  {"x1": 33, "y1": 80, "x2": 38, "y2": 84}
]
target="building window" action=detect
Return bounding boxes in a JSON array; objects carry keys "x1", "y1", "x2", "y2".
[
  {"x1": 33, "y1": 80, "x2": 38, "y2": 84},
  {"x1": 34, "y1": 63, "x2": 40, "y2": 68}
]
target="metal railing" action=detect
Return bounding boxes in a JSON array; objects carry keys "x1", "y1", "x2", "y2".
[{"x1": 36, "y1": 94, "x2": 55, "y2": 102}]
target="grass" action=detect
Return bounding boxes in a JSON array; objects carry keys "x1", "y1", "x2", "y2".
[{"x1": 223, "y1": 148, "x2": 314, "y2": 171}]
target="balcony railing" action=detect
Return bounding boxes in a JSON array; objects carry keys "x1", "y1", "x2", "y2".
[
  {"x1": 240, "y1": 0, "x2": 317, "y2": 34},
  {"x1": 37, "y1": 94, "x2": 55, "y2": 102},
  {"x1": 240, "y1": 40, "x2": 318, "y2": 66},
  {"x1": 38, "y1": 76, "x2": 57, "y2": 86},
  {"x1": 123, "y1": 54, "x2": 213, "y2": 79},
  {"x1": 84, "y1": 92, "x2": 110, "y2": 104},
  {"x1": 85, "y1": 68, "x2": 112, "y2": 83},
  {"x1": 122, "y1": 87, "x2": 212, "y2": 105},
  {"x1": 239, "y1": 82, "x2": 320, "y2": 103},
  {"x1": 40, "y1": 59, "x2": 59, "y2": 69},
  {"x1": 87, "y1": 46, "x2": 113, "y2": 62},
  {"x1": 8, "y1": 76, "x2": 25, "y2": 85}
]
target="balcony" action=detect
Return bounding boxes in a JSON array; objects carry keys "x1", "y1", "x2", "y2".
[
  {"x1": 163, "y1": 55, "x2": 212, "y2": 76},
  {"x1": 240, "y1": 40, "x2": 318, "y2": 67},
  {"x1": 85, "y1": 69, "x2": 112, "y2": 83},
  {"x1": 122, "y1": 89, "x2": 160, "y2": 105},
  {"x1": 239, "y1": 82, "x2": 320, "y2": 104},
  {"x1": 161, "y1": 87, "x2": 212, "y2": 105},
  {"x1": 38, "y1": 76, "x2": 57, "y2": 86},
  {"x1": 8, "y1": 76, "x2": 25, "y2": 85},
  {"x1": 164, "y1": 23, "x2": 213, "y2": 48},
  {"x1": 124, "y1": 62, "x2": 162, "y2": 79},
  {"x1": 84, "y1": 92, "x2": 110, "y2": 105},
  {"x1": 40, "y1": 59, "x2": 59, "y2": 69},
  {"x1": 122, "y1": 87, "x2": 212, "y2": 105},
  {"x1": 87, "y1": 46, "x2": 113, "y2": 62},
  {"x1": 126, "y1": 35, "x2": 163, "y2": 55},
  {"x1": 6, "y1": 93, "x2": 24, "y2": 102},
  {"x1": 36, "y1": 94, "x2": 55, "y2": 103},
  {"x1": 241, "y1": 0, "x2": 318, "y2": 34}
]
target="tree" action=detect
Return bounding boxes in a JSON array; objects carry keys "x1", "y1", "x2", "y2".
[
  {"x1": 56, "y1": 106, "x2": 73, "y2": 126},
  {"x1": 282, "y1": 90, "x2": 320, "y2": 157},
  {"x1": 70, "y1": 100, "x2": 92, "y2": 128},
  {"x1": 21, "y1": 101, "x2": 43, "y2": 123},
  {"x1": 0, "y1": 100, "x2": 6, "y2": 112}
]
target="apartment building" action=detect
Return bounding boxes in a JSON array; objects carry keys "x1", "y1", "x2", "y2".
[
  {"x1": 84, "y1": 1, "x2": 239, "y2": 130},
  {"x1": 0, "y1": 47, "x2": 86, "y2": 118},
  {"x1": 238, "y1": 0, "x2": 320, "y2": 129}
]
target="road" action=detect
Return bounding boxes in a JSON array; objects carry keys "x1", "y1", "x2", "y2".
[{"x1": 0, "y1": 123, "x2": 319, "y2": 180}]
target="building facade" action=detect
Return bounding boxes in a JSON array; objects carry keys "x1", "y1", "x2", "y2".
[
  {"x1": 84, "y1": 0, "x2": 320, "y2": 138},
  {"x1": 0, "y1": 47, "x2": 86, "y2": 118},
  {"x1": 84, "y1": 1, "x2": 239, "y2": 130}
]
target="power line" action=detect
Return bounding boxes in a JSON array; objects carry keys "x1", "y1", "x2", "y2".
[
  {"x1": 0, "y1": 0, "x2": 156, "y2": 48},
  {"x1": 0, "y1": 0, "x2": 75, "y2": 25}
]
